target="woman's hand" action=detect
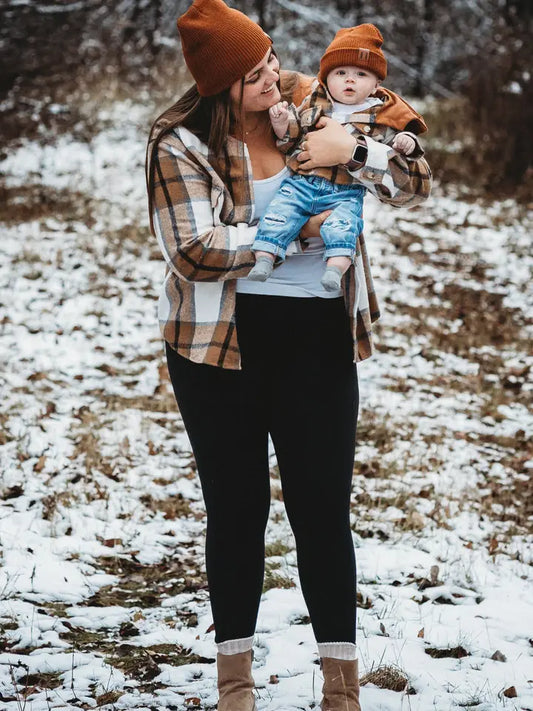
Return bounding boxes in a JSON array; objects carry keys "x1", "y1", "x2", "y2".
[
  {"x1": 297, "y1": 116, "x2": 357, "y2": 170},
  {"x1": 300, "y1": 210, "x2": 332, "y2": 239}
]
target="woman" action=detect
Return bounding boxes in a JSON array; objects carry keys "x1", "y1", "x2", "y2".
[{"x1": 146, "y1": 1, "x2": 431, "y2": 709}]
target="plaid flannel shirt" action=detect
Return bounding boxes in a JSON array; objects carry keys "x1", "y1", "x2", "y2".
[
  {"x1": 146, "y1": 71, "x2": 431, "y2": 370},
  {"x1": 278, "y1": 80, "x2": 431, "y2": 208}
]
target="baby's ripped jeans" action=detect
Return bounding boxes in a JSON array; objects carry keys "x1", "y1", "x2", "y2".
[{"x1": 252, "y1": 173, "x2": 366, "y2": 261}]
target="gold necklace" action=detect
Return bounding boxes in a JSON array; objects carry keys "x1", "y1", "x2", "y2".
[{"x1": 244, "y1": 122, "x2": 261, "y2": 136}]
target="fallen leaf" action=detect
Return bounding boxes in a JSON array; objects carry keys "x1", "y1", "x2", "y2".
[
  {"x1": 103, "y1": 538, "x2": 123, "y2": 548},
  {"x1": 269, "y1": 674, "x2": 279, "y2": 684},
  {"x1": 417, "y1": 628, "x2": 424, "y2": 638},
  {"x1": 33, "y1": 455, "x2": 46, "y2": 473},
  {"x1": 43, "y1": 402, "x2": 56, "y2": 416},
  {"x1": 28, "y1": 371, "x2": 47, "y2": 382},
  {"x1": 96, "y1": 364, "x2": 118, "y2": 375},
  {"x1": 491, "y1": 650, "x2": 506, "y2": 662},
  {"x1": 430, "y1": 565, "x2": 439, "y2": 585},
  {"x1": 503, "y1": 686, "x2": 517, "y2": 698}
]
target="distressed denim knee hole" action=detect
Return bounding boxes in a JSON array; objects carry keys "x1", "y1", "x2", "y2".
[
  {"x1": 264, "y1": 214, "x2": 287, "y2": 226},
  {"x1": 325, "y1": 219, "x2": 352, "y2": 231}
]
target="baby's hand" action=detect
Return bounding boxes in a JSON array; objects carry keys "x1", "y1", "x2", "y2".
[
  {"x1": 392, "y1": 133, "x2": 416, "y2": 156},
  {"x1": 269, "y1": 101, "x2": 290, "y2": 138}
]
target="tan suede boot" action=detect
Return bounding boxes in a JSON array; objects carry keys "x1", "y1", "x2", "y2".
[
  {"x1": 321, "y1": 657, "x2": 361, "y2": 711},
  {"x1": 217, "y1": 650, "x2": 256, "y2": 711}
]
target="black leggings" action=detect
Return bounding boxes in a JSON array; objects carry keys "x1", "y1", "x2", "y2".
[{"x1": 165, "y1": 293, "x2": 358, "y2": 644}]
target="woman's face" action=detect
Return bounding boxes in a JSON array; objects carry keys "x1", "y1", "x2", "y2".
[{"x1": 230, "y1": 48, "x2": 281, "y2": 114}]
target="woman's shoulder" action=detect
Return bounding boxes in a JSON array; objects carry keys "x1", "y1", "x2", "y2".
[
  {"x1": 148, "y1": 98, "x2": 207, "y2": 155},
  {"x1": 159, "y1": 126, "x2": 207, "y2": 154},
  {"x1": 280, "y1": 70, "x2": 315, "y2": 106}
]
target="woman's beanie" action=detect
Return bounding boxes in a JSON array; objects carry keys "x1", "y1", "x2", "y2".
[
  {"x1": 177, "y1": 0, "x2": 272, "y2": 97},
  {"x1": 319, "y1": 24, "x2": 387, "y2": 84}
]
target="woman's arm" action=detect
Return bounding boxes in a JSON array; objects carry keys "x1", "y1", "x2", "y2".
[
  {"x1": 151, "y1": 136, "x2": 258, "y2": 282},
  {"x1": 297, "y1": 116, "x2": 432, "y2": 208}
]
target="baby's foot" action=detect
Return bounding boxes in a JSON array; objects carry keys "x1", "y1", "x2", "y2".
[
  {"x1": 248, "y1": 255, "x2": 274, "y2": 281},
  {"x1": 321, "y1": 265, "x2": 343, "y2": 292}
]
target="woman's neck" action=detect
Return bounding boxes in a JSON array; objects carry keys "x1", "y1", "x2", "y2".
[{"x1": 233, "y1": 111, "x2": 272, "y2": 140}]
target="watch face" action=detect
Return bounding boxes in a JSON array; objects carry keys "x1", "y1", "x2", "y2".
[
  {"x1": 344, "y1": 141, "x2": 368, "y2": 170},
  {"x1": 353, "y1": 145, "x2": 367, "y2": 162}
]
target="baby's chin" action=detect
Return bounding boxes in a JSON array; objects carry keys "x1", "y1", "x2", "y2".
[{"x1": 332, "y1": 91, "x2": 363, "y2": 105}]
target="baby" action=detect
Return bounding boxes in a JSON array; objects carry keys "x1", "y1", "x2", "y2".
[{"x1": 248, "y1": 24, "x2": 425, "y2": 291}]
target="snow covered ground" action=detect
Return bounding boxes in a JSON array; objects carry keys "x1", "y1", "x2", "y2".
[{"x1": 0, "y1": 99, "x2": 532, "y2": 710}]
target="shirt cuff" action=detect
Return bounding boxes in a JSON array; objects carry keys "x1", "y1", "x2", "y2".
[
  {"x1": 347, "y1": 135, "x2": 398, "y2": 198},
  {"x1": 400, "y1": 131, "x2": 425, "y2": 159}
]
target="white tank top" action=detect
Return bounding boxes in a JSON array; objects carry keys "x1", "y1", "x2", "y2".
[{"x1": 235, "y1": 167, "x2": 342, "y2": 299}]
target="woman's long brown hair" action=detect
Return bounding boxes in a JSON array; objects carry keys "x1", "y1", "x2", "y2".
[
  {"x1": 145, "y1": 49, "x2": 285, "y2": 237},
  {"x1": 145, "y1": 83, "x2": 242, "y2": 236}
]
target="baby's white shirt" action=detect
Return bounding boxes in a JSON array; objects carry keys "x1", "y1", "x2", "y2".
[{"x1": 330, "y1": 96, "x2": 382, "y2": 123}]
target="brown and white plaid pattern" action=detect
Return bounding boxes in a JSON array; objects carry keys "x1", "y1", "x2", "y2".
[
  {"x1": 146, "y1": 72, "x2": 431, "y2": 370},
  {"x1": 278, "y1": 81, "x2": 432, "y2": 208}
]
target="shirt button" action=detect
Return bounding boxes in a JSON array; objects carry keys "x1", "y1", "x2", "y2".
[{"x1": 363, "y1": 125, "x2": 371, "y2": 132}]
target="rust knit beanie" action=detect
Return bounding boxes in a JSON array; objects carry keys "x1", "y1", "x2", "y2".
[
  {"x1": 177, "y1": 0, "x2": 272, "y2": 97},
  {"x1": 319, "y1": 24, "x2": 387, "y2": 84}
]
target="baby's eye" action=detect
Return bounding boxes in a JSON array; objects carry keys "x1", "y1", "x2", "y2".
[{"x1": 337, "y1": 70, "x2": 346, "y2": 75}]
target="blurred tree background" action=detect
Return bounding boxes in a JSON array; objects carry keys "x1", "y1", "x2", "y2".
[{"x1": 1, "y1": 0, "x2": 531, "y2": 199}]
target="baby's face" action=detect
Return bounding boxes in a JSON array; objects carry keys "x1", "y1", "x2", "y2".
[{"x1": 326, "y1": 65, "x2": 380, "y2": 105}]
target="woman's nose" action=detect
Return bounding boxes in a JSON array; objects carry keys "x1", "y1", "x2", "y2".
[{"x1": 268, "y1": 65, "x2": 279, "y2": 81}]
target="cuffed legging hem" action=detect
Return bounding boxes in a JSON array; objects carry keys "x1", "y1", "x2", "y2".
[
  {"x1": 217, "y1": 635, "x2": 255, "y2": 655},
  {"x1": 318, "y1": 641, "x2": 357, "y2": 660}
]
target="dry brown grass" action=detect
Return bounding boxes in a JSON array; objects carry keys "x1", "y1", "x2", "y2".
[
  {"x1": 425, "y1": 645, "x2": 469, "y2": 659},
  {"x1": 140, "y1": 492, "x2": 192, "y2": 520},
  {"x1": 84, "y1": 555, "x2": 206, "y2": 609},
  {"x1": 263, "y1": 566, "x2": 295, "y2": 593},
  {"x1": 265, "y1": 541, "x2": 292, "y2": 557},
  {"x1": 103, "y1": 643, "x2": 213, "y2": 684},
  {"x1": 88, "y1": 391, "x2": 178, "y2": 414},
  {"x1": 360, "y1": 664, "x2": 412, "y2": 693},
  {"x1": 0, "y1": 184, "x2": 96, "y2": 225}
]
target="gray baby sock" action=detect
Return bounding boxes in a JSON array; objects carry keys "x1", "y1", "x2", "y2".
[
  {"x1": 321, "y1": 265, "x2": 344, "y2": 292},
  {"x1": 248, "y1": 255, "x2": 274, "y2": 281}
]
